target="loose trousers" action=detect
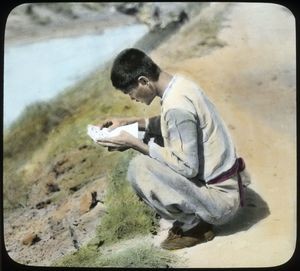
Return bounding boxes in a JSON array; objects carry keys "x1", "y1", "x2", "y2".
[{"x1": 127, "y1": 154, "x2": 250, "y2": 230}]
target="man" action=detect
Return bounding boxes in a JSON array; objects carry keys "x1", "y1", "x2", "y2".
[{"x1": 97, "y1": 48, "x2": 250, "y2": 250}]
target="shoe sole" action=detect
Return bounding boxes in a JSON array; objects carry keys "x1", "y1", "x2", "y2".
[
  {"x1": 161, "y1": 230, "x2": 215, "y2": 250},
  {"x1": 204, "y1": 230, "x2": 215, "y2": 241}
]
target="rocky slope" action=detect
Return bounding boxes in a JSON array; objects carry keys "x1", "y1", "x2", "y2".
[{"x1": 5, "y1": 2, "x2": 200, "y2": 45}]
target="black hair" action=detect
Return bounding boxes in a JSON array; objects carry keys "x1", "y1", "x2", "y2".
[{"x1": 110, "y1": 48, "x2": 161, "y2": 93}]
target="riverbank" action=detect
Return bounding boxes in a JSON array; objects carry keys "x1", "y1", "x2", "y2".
[
  {"x1": 4, "y1": 24, "x2": 148, "y2": 128},
  {"x1": 5, "y1": 3, "x2": 138, "y2": 46},
  {"x1": 5, "y1": 2, "x2": 200, "y2": 47},
  {"x1": 3, "y1": 2, "x2": 296, "y2": 268},
  {"x1": 4, "y1": 2, "x2": 202, "y2": 129},
  {"x1": 3, "y1": 2, "x2": 199, "y2": 267}
]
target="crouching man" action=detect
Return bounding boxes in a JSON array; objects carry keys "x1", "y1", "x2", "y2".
[{"x1": 97, "y1": 48, "x2": 251, "y2": 250}]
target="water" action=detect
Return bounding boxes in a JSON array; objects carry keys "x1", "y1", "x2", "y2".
[{"x1": 4, "y1": 24, "x2": 148, "y2": 128}]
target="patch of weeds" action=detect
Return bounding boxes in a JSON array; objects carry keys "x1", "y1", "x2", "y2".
[
  {"x1": 52, "y1": 152, "x2": 174, "y2": 268},
  {"x1": 53, "y1": 239, "x2": 174, "y2": 268},
  {"x1": 96, "y1": 242, "x2": 174, "y2": 268},
  {"x1": 96, "y1": 151, "x2": 159, "y2": 245},
  {"x1": 52, "y1": 243, "x2": 99, "y2": 267},
  {"x1": 3, "y1": 158, "x2": 28, "y2": 210},
  {"x1": 2, "y1": 63, "x2": 153, "y2": 215},
  {"x1": 4, "y1": 100, "x2": 72, "y2": 162}
]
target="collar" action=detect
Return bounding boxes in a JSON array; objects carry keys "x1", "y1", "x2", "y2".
[{"x1": 161, "y1": 75, "x2": 176, "y2": 103}]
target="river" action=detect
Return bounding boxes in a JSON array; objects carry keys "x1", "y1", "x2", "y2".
[{"x1": 4, "y1": 24, "x2": 148, "y2": 128}]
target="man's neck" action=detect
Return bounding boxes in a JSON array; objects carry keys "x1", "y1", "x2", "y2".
[{"x1": 155, "y1": 71, "x2": 173, "y2": 98}]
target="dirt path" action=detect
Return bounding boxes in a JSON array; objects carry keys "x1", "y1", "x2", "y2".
[{"x1": 152, "y1": 3, "x2": 296, "y2": 267}]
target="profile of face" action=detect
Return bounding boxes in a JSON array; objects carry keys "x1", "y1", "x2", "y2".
[{"x1": 127, "y1": 76, "x2": 157, "y2": 105}]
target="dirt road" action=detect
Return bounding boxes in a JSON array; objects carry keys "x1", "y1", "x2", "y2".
[{"x1": 152, "y1": 3, "x2": 296, "y2": 267}]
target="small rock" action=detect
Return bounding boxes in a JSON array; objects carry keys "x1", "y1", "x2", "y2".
[
  {"x1": 57, "y1": 157, "x2": 68, "y2": 166},
  {"x1": 21, "y1": 232, "x2": 41, "y2": 246},
  {"x1": 79, "y1": 191, "x2": 101, "y2": 214},
  {"x1": 90, "y1": 191, "x2": 99, "y2": 210},
  {"x1": 46, "y1": 182, "x2": 60, "y2": 193},
  {"x1": 79, "y1": 193, "x2": 92, "y2": 214},
  {"x1": 35, "y1": 199, "x2": 51, "y2": 209},
  {"x1": 69, "y1": 184, "x2": 81, "y2": 192},
  {"x1": 78, "y1": 144, "x2": 88, "y2": 150}
]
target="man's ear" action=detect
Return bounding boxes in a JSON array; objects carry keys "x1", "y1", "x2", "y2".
[{"x1": 137, "y1": 76, "x2": 149, "y2": 86}]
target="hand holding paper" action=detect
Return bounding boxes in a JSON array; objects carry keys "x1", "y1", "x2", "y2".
[
  {"x1": 87, "y1": 122, "x2": 148, "y2": 154},
  {"x1": 87, "y1": 122, "x2": 139, "y2": 142}
]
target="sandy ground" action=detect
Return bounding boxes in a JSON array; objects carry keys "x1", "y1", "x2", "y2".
[{"x1": 151, "y1": 3, "x2": 296, "y2": 268}]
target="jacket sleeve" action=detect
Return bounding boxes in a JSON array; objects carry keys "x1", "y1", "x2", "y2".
[{"x1": 148, "y1": 109, "x2": 199, "y2": 178}]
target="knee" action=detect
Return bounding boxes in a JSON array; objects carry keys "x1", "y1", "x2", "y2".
[{"x1": 127, "y1": 154, "x2": 151, "y2": 182}]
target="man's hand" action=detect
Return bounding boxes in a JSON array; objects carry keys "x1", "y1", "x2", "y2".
[
  {"x1": 98, "y1": 117, "x2": 148, "y2": 131},
  {"x1": 97, "y1": 131, "x2": 136, "y2": 148},
  {"x1": 97, "y1": 131, "x2": 149, "y2": 155},
  {"x1": 98, "y1": 118, "x2": 130, "y2": 131}
]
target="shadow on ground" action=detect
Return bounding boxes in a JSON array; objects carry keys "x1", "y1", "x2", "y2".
[{"x1": 214, "y1": 187, "x2": 270, "y2": 236}]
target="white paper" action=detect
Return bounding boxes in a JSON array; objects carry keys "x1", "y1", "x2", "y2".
[{"x1": 87, "y1": 122, "x2": 139, "y2": 142}]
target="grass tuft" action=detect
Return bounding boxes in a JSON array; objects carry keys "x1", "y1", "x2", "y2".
[
  {"x1": 96, "y1": 151, "x2": 159, "y2": 245},
  {"x1": 53, "y1": 238, "x2": 174, "y2": 268}
]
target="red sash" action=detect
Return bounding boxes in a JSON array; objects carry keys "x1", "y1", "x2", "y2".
[{"x1": 207, "y1": 158, "x2": 246, "y2": 207}]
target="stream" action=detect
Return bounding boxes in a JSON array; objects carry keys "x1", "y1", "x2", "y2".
[{"x1": 4, "y1": 24, "x2": 148, "y2": 128}]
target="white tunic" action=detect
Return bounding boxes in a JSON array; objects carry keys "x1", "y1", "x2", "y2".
[{"x1": 148, "y1": 75, "x2": 237, "y2": 182}]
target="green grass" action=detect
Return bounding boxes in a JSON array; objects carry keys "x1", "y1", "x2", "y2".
[
  {"x1": 2, "y1": 65, "x2": 149, "y2": 211},
  {"x1": 52, "y1": 152, "x2": 175, "y2": 268},
  {"x1": 53, "y1": 240, "x2": 174, "y2": 268},
  {"x1": 96, "y1": 152, "x2": 158, "y2": 245},
  {"x1": 97, "y1": 242, "x2": 173, "y2": 268}
]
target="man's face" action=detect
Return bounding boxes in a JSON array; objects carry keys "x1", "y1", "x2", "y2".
[{"x1": 127, "y1": 79, "x2": 156, "y2": 105}]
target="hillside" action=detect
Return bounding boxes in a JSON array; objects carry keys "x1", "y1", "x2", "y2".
[
  {"x1": 3, "y1": 2, "x2": 204, "y2": 267},
  {"x1": 3, "y1": 2, "x2": 296, "y2": 268}
]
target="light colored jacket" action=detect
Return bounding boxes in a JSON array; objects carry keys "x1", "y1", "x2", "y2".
[{"x1": 148, "y1": 75, "x2": 237, "y2": 182}]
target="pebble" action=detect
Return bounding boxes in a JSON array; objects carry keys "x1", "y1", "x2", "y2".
[{"x1": 21, "y1": 232, "x2": 40, "y2": 246}]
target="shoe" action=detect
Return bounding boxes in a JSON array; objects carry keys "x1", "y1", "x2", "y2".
[{"x1": 160, "y1": 222, "x2": 215, "y2": 250}]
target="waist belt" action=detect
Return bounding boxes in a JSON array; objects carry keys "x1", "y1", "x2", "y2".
[{"x1": 207, "y1": 158, "x2": 246, "y2": 207}]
